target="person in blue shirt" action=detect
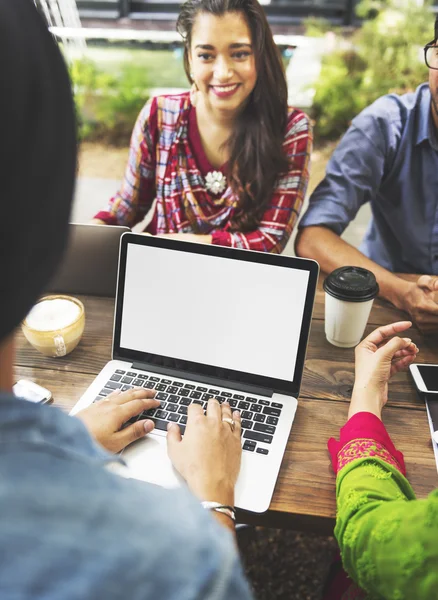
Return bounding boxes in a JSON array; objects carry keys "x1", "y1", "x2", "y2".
[
  {"x1": 0, "y1": 2, "x2": 252, "y2": 599},
  {"x1": 296, "y1": 17, "x2": 438, "y2": 329}
]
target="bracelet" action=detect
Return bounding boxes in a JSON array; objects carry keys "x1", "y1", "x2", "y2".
[{"x1": 201, "y1": 500, "x2": 236, "y2": 522}]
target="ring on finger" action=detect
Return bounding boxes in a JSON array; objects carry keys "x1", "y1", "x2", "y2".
[{"x1": 222, "y1": 417, "x2": 235, "y2": 432}]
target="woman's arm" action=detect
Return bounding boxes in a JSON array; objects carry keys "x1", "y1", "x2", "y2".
[
  {"x1": 328, "y1": 322, "x2": 438, "y2": 599},
  {"x1": 209, "y1": 110, "x2": 312, "y2": 253},
  {"x1": 334, "y1": 441, "x2": 438, "y2": 599},
  {"x1": 93, "y1": 99, "x2": 158, "y2": 228}
]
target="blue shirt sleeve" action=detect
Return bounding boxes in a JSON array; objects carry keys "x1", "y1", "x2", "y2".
[{"x1": 299, "y1": 97, "x2": 400, "y2": 235}]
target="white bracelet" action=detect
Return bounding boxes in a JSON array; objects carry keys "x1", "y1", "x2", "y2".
[{"x1": 201, "y1": 500, "x2": 236, "y2": 522}]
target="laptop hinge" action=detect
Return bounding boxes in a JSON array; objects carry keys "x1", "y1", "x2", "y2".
[{"x1": 131, "y1": 362, "x2": 273, "y2": 398}]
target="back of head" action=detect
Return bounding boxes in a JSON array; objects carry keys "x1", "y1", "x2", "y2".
[{"x1": 0, "y1": 0, "x2": 76, "y2": 343}]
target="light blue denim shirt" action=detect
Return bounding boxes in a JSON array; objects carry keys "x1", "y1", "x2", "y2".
[
  {"x1": 0, "y1": 395, "x2": 253, "y2": 600},
  {"x1": 299, "y1": 83, "x2": 438, "y2": 273}
]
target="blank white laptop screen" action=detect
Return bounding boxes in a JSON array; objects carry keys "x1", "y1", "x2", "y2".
[{"x1": 120, "y1": 244, "x2": 310, "y2": 382}]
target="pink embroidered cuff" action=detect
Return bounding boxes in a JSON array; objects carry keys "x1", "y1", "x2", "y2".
[{"x1": 328, "y1": 412, "x2": 406, "y2": 476}]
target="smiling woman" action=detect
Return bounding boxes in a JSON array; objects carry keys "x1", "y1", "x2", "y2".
[{"x1": 93, "y1": 0, "x2": 312, "y2": 253}]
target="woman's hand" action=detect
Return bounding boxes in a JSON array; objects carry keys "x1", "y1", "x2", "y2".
[
  {"x1": 350, "y1": 321, "x2": 419, "y2": 420},
  {"x1": 167, "y1": 399, "x2": 242, "y2": 506},
  {"x1": 76, "y1": 388, "x2": 159, "y2": 453}
]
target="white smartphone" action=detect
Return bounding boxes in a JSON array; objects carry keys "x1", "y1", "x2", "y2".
[
  {"x1": 409, "y1": 364, "x2": 438, "y2": 395},
  {"x1": 13, "y1": 379, "x2": 53, "y2": 404}
]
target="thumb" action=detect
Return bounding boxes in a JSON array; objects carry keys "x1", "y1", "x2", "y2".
[
  {"x1": 114, "y1": 418, "x2": 154, "y2": 451},
  {"x1": 166, "y1": 422, "x2": 182, "y2": 461},
  {"x1": 378, "y1": 336, "x2": 411, "y2": 362}
]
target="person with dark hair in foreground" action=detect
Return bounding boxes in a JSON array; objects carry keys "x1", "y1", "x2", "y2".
[
  {"x1": 296, "y1": 16, "x2": 438, "y2": 328},
  {"x1": 92, "y1": 0, "x2": 312, "y2": 253},
  {"x1": 0, "y1": 2, "x2": 252, "y2": 598}
]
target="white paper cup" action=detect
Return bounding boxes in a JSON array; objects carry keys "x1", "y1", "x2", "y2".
[
  {"x1": 325, "y1": 293, "x2": 375, "y2": 348},
  {"x1": 323, "y1": 267, "x2": 379, "y2": 349}
]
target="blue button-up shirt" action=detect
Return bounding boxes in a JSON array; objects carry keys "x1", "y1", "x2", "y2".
[
  {"x1": 299, "y1": 83, "x2": 438, "y2": 273},
  {"x1": 0, "y1": 395, "x2": 253, "y2": 600}
]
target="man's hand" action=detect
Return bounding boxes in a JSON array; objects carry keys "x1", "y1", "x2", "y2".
[
  {"x1": 350, "y1": 321, "x2": 419, "y2": 419},
  {"x1": 167, "y1": 399, "x2": 242, "y2": 506},
  {"x1": 397, "y1": 276, "x2": 438, "y2": 327},
  {"x1": 76, "y1": 388, "x2": 159, "y2": 453}
]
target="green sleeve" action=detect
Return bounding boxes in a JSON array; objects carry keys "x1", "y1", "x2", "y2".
[{"x1": 335, "y1": 457, "x2": 438, "y2": 599}]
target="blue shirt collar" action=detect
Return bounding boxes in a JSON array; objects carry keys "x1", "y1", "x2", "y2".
[{"x1": 416, "y1": 84, "x2": 433, "y2": 146}]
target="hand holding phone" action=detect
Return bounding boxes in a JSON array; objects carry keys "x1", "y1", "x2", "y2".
[{"x1": 13, "y1": 379, "x2": 52, "y2": 404}]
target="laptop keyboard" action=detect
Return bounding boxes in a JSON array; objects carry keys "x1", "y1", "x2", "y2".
[{"x1": 94, "y1": 369, "x2": 284, "y2": 455}]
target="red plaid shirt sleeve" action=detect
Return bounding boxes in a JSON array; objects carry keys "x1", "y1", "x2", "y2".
[
  {"x1": 94, "y1": 98, "x2": 158, "y2": 227},
  {"x1": 210, "y1": 110, "x2": 312, "y2": 253}
]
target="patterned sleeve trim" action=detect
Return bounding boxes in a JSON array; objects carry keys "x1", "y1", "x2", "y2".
[
  {"x1": 336, "y1": 438, "x2": 404, "y2": 475},
  {"x1": 328, "y1": 411, "x2": 406, "y2": 476}
]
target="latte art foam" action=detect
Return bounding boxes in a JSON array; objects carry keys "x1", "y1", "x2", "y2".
[{"x1": 26, "y1": 298, "x2": 80, "y2": 331}]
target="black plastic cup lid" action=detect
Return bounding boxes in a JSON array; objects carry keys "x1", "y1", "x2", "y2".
[{"x1": 323, "y1": 266, "x2": 379, "y2": 302}]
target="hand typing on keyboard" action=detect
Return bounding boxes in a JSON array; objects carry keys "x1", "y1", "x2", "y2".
[
  {"x1": 167, "y1": 399, "x2": 242, "y2": 510},
  {"x1": 76, "y1": 388, "x2": 159, "y2": 453}
]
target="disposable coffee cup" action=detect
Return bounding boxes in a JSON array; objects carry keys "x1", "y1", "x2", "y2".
[{"x1": 323, "y1": 267, "x2": 379, "y2": 348}]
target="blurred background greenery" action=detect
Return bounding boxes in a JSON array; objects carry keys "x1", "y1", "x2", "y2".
[
  {"x1": 312, "y1": 0, "x2": 431, "y2": 139},
  {"x1": 69, "y1": 0, "x2": 433, "y2": 146},
  {"x1": 70, "y1": 48, "x2": 187, "y2": 144}
]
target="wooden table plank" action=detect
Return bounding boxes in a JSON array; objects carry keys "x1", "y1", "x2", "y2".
[
  {"x1": 15, "y1": 292, "x2": 438, "y2": 412},
  {"x1": 13, "y1": 278, "x2": 438, "y2": 533},
  {"x1": 14, "y1": 365, "x2": 436, "y2": 534},
  {"x1": 301, "y1": 321, "x2": 438, "y2": 409},
  {"x1": 240, "y1": 399, "x2": 437, "y2": 533}
]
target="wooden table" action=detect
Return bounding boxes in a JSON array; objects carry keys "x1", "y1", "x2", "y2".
[{"x1": 14, "y1": 275, "x2": 438, "y2": 535}]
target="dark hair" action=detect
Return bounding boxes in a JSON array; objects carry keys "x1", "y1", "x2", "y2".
[
  {"x1": 435, "y1": 14, "x2": 438, "y2": 42},
  {"x1": 0, "y1": 0, "x2": 76, "y2": 342},
  {"x1": 177, "y1": 0, "x2": 289, "y2": 232}
]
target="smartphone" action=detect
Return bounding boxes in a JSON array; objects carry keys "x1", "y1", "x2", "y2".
[
  {"x1": 409, "y1": 364, "x2": 438, "y2": 396},
  {"x1": 13, "y1": 379, "x2": 53, "y2": 404}
]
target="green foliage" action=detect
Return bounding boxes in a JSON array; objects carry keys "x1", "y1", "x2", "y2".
[
  {"x1": 303, "y1": 16, "x2": 334, "y2": 38},
  {"x1": 69, "y1": 58, "x2": 150, "y2": 145},
  {"x1": 312, "y1": 0, "x2": 431, "y2": 140}
]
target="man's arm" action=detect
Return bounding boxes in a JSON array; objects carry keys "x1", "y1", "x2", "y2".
[
  {"x1": 295, "y1": 226, "x2": 410, "y2": 308},
  {"x1": 296, "y1": 226, "x2": 438, "y2": 326}
]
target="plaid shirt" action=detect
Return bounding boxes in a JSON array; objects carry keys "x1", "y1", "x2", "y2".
[{"x1": 95, "y1": 93, "x2": 312, "y2": 253}]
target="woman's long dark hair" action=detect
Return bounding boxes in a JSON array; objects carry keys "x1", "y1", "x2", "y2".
[{"x1": 177, "y1": 0, "x2": 289, "y2": 232}]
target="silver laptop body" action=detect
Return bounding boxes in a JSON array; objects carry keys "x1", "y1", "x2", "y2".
[
  {"x1": 47, "y1": 223, "x2": 130, "y2": 297},
  {"x1": 71, "y1": 234, "x2": 319, "y2": 513}
]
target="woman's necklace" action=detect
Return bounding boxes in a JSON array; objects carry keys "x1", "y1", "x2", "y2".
[{"x1": 205, "y1": 170, "x2": 227, "y2": 195}]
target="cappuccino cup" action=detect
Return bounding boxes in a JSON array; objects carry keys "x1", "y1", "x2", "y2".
[
  {"x1": 22, "y1": 295, "x2": 85, "y2": 357},
  {"x1": 323, "y1": 267, "x2": 379, "y2": 348}
]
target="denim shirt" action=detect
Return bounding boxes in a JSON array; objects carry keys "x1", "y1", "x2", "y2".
[
  {"x1": 299, "y1": 83, "x2": 438, "y2": 273},
  {"x1": 0, "y1": 395, "x2": 253, "y2": 600}
]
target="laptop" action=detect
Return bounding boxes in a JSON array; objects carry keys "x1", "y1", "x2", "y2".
[
  {"x1": 71, "y1": 233, "x2": 319, "y2": 513},
  {"x1": 47, "y1": 223, "x2": 130, "y2": 297}
]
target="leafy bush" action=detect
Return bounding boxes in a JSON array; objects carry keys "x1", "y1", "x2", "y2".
[
  {"x1": 70, "y1": 58, "x2": 150, "y2": 145},
  {"x1": 312, "y1": 0, "x2": 431, "y2": 140}
]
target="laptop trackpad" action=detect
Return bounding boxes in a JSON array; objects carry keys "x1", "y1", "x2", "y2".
[{"x1": 119, "y1": 433, "x2": 182, "y2": 489}]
